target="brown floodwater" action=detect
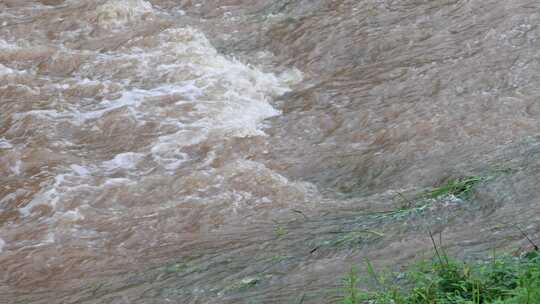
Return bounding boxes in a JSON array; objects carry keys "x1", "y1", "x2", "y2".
[{"x1": 1, "y1": 0, "x2": 540, "y2": 303}]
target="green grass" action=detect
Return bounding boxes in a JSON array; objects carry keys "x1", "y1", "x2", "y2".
[
  {"x1": 339, "y1": 267, "x2": 361, "y2": 304},
  {"x1": 422, "y1": 176, "x2": 487, "y2": 200},
  {"x1": 163, "y1": 262, "x2": 187, "y2": 274},
  {"x1": 274, "y1": 225, "x2": 287, "y2": 238},
  {"x1": 222, "y1": 276, "x2": 262, "y2": 294},
  {"x1": 364, "y1": 176, "x2": 488, "y2": 221},
  {"x1": 330, "y1": 230, "x2": 385, "y2": 247},
  {"x1": 338, "y1": 250, "x2": 540, "y2": 304},
  {"x1": 370, "y1": 203, "x2": 432, "y2": 220}
]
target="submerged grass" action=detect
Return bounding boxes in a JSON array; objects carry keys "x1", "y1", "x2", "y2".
[
  {"x1": 370, "y1": 203, "x2": 432, "y2": 220},
  {"x1": 367, "y1": 176, "x2": 489, "y2": 221},
  {"x1": 338, "y1": 250, "x2": 540, "y2": 304},
  {"x1": 336, "y1": 169, "x2": 531, "y2": 303},
  {"x1": 331, "y1": 230, "x2": 385, "y2": 247},
  {"x1": 422, "y1": 176, "x2": 487, "y2": 200}
]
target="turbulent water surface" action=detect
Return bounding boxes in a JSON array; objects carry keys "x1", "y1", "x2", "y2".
[{"x1": 2, "y1": 1, "x2": 540, "y2": 303}]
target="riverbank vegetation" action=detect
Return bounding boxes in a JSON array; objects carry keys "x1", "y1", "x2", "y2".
[{"x1": 339, "y1": 240, "x2": 540, "y2": 304}]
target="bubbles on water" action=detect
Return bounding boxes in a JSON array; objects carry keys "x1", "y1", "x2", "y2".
[
  {"x1": 96, "y1": 0, "x2": 154, "y2": 28},
  {"x1": 0, "y1": 0, "x2": 311, "y2": 293},
  {"x1": 70, "y1": 164, "x2": 90, "y2": 176},
  {"x1": 0, "y1": 63, "x2": 16, "y2": 76},
  {"x1": 3, "y1": 14, "x2": 305, "y2": 265},
  {"x1": 9, "y1": 160, "x2": 21, "y2": 176},
  {"x1": 0, "y1": 138, "x2": 13, "y2": 149},
  {"x1": 102, "y1": 152, "x2": 144, "y2": 171},
  {"x1": 0, "y1": 39, "x2": 18, "y2": 50}
]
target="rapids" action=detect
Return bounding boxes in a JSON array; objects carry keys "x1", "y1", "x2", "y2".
[{"x1": 1, "y1": 1, "x2": 540, "y2": 303}]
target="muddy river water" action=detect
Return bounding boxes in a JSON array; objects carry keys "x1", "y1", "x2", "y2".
[{"x1": 1, "y1": 0, "x2": 540, "y2": 303}]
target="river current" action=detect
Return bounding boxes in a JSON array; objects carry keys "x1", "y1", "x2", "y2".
[{"x1": 2, "y1": 1, "x2": 540, "y2": 303}]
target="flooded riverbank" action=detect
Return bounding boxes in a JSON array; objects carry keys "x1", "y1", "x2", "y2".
[{"x1": 1, "y1": 1, "x2": 540, "y2": 303}]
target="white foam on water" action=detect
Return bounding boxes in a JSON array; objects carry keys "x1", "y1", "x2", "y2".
[
  {"x1": 0, "y1": 38, "x2": 18, "y2": 50},
  {"x1": 70, "y1": 26, "x2": 302, "y2": 137},
  {"x1": 0, "y1": 63, "x2": 16, "y2": 76},
  {"x1": 14, "y1": 22, "x2": 304, "y2": 237},
  {"x1": 72, "y1": 89, "x2": 145, "y2": 124},
  {"x1": 70, "y1": 164, "x2": 90, "y2": 176},
  {"x1": 9, "y1": 159, "x2": 21, "y2": 175},
  {"x1": 96, "y1": 0, "x2": 154, "y2": 28},
  {"x1": 19, "y1": 174, "x2": 66, "y2": 216},
  {"x1": 150, "y1": 132, "x2": 198, "y2": 171},
  {"x1": 44, "y1": 232, "x2": 55, "y2": 244},
  {"x1": 143, "y1": 27, "x2": 301, "y2": 137},
  {"x1": 18, "y1": 163, "x2": 135, "y2": 217},
  {"x1": 0, "y1": 0, "x2": 312, "y2": 274},
  {"x1": 102, "y1": 152, "x2": 144, "y2": 171},
  {"x1": 60, "y1": 209, "x2": 85, "y2": 221},
  {"x1": 61, "y1": 26, "x2": 302, "y2": 174},
  {"x1": 0, "y1": 138, "x2": 13, "y2": 149},
  {"x1": 103, "y1": 178, "x2": 133, "y2": 186},
  {"x1": 70, "y1": 83, "x2": 199, "y2": 124},
  {"x1": 0, "y1": 193, "x2": 17, "y2": 205},
  {"x1": 278, "y1": 68, "x2": 304, "y2": 86}
]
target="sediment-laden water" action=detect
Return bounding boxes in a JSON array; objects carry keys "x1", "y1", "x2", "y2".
[{"x1": 1, "y1": 1, "x2": 540, "y2": 303}]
